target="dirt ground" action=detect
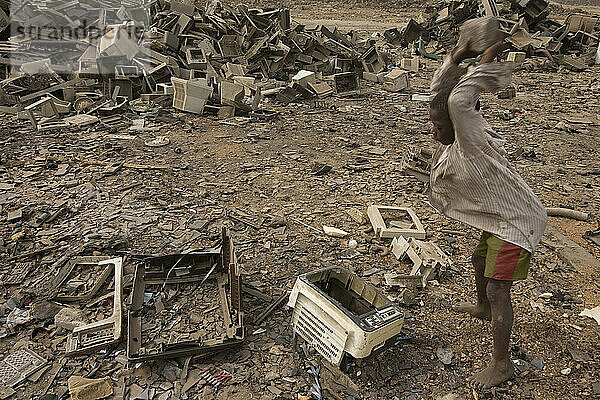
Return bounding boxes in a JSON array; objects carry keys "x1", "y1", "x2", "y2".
[{"x1": 1, "y1": 0, "x2": 600, "y2": 399}]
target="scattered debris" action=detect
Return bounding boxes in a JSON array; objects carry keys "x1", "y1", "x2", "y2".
[
  {"x1": 67, "y1": 376, "x2": 113, "y2": 400},
  {"x1": 307, "y1": 365, "x2": 323, "y2": 400},
  {"x1": 567, "y1": 345, "x2": 592, "y2": 362},
  {"x1": 391, "y1": 2, "x2": 599, "y2": 67},
  {"x1": 200, "y1": 368, "x2": 233, "y2": 389},
  {"x1": 145, "y1": 136, "x2": 171, "y2": 147},
  {"x1": 66, "y1": 257, "x2": 123, "y2": 356},
  {"x1": 311, "y1": 162, "x2": 333, "y2": 176},
  {"x1": 322, "y1": 225, "x2": 349, "y2": 238},
  {"x1": 367, "y1": 205, "x2": 426, "y2": 239},
  {"x1": 0, "y1": 384, "x2": 15, "y2": 400},
  {"x1": 436, "y1": 346, "x2": 453, "y2": 365},
  {"x1": 498, "y1": 85, "x2": 517, "y2": 99},
  {"x1": 54, "y1": 307, "x2": 89, "y2": 331},
  {"x1": 387, "y1": 236, "x2": 451, "y2": 290},
  {"x1": 127, "y1": 229, "x2": 244, "y2": 362},
  {"x1": 6, "y1": 209, "x2": 23, "y2": 223},
  {"x1": 402, "y1": 148, "x2": 433, "y2": 183},
  {"x1": 254, "y1": 291, "x2": 288, "y2": 326},
  {"x1": 6, "y1": 307, "x2": 32, "y2": 329},
  {"x1": 383, "y1": 69, "x2": 410, "y2": 92},
  {"x1": 545, "y1": 225, "x2": 600, "y2": 270},
  {"x1": 0, "y1": 0, "x2": 597, "y2": 398},
  {"x1": 0, "y1": 2, "x2": 435, "y2": 130},
  {"x1": 583, "y1": 224, "x2": 600, "y2": 247},
  {"x1": 579, "y1": 306, "x2": 600, "y2": 325},
  {"x1": 513, "y1": 358, "x2": 529, "y2": 373},
  {"x1": 0, "y1": 348, "x2": 47, "y2": 387}
]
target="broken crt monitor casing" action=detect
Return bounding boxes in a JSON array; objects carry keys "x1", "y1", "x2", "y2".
[
  {"x1": 288, "y1": 265, "x2": 404, "y2": 367},
  {"x1": 127, "y1": 228, "x2": 243, "y2": 362},
  {"x1": 51, "y1": 256, "x2": 123, "y2": 356},
  {"x1": 367, "y1": 205, "x2": 426, "y2": 240},
  {"x1": 98, "y1": 24, "x2": 139, "y2": 60}
]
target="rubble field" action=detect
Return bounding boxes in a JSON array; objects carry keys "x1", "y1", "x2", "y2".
[{"x1": 0, "y1": 0, "x2": 600, "y2": 399}]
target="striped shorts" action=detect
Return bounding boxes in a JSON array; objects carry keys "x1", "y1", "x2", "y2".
[{"x1": 474, "y1": 232, "x2": 531, "y2": 281}]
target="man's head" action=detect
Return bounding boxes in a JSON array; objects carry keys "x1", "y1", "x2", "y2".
[{"x1": 429, "y1": 89, "x2": 455, "y2": 145}]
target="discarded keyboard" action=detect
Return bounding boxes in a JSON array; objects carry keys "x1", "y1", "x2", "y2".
[{"x1": 288, "y1": 265, "x2": 404, "y2": 367}]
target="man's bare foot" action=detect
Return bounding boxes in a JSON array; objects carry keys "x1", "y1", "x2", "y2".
[
  {"x1": 469, "y1": 359, "x2": 515, "y2": 389},
  {"x1": 454, "y1": 302, "x2": 491, "y2": 321}
]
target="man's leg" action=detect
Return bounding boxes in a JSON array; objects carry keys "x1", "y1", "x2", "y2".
[
  {"x1": 469, "y1": 279, "x2": 515, "y2": 388},
  {"x1": 455, "y1": 253, "x2": 491, "y2": 320}
]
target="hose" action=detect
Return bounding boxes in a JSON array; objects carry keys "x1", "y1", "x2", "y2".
[{"x1": 546, "y1": 207, "x2": 589, "y2": 221}]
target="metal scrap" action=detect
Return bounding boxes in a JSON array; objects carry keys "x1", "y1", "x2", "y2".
[{"x1": 127, "y1": 228, "x2": 244, "y2": 362}]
